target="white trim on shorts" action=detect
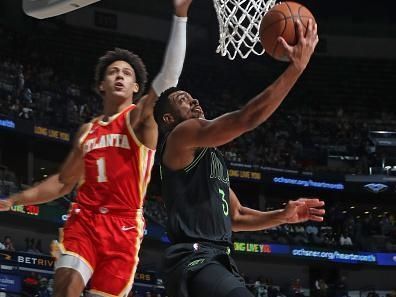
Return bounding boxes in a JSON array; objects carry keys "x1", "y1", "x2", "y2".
[
  {"x1": 89, "y1": 288, "x2": 133, "y2": 297},
  {"x1": 55, "y1": 254, "x2": 93, "y2": 285}
]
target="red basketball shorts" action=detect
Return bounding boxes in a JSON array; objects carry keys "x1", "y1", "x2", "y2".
[{"x1": 56, "y1": 203, "x2": 145, "y2": 297}]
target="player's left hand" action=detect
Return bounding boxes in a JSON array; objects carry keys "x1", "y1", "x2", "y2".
[
  {"x1": 0, "y1": 198, "x2": 13, "y2": 212},
  {"x1": 281, "y1": 198, "x2": 325, "y2": 224},
  {"x1": 174, "y1": 0, "x2": 193, "y2": 17},
  {"x1": 278, "y1": 19, "x2": 318, "y2": 73}
]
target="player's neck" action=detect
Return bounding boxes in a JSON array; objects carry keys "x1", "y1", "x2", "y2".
[{"x1": 102, "y1": 97, "x2": 132, "y2": 117}]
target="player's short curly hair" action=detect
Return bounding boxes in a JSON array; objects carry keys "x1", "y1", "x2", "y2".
[
  {"x1": 154, "y1": 87, "x2": 180, "y2": 133},
  {"x1": 94, "y1": 48, "x2": 148, "y2": 99}
]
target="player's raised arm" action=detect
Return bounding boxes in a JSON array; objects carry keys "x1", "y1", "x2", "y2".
[
  {"x1": 136, "y1": 0, "x2": 192, "y2": 120},
  {"x1": 0, "y1": 124, "x2": 88, "y2": 210},
  {"x1": 168, "y1": 20, "x2": 318, "y2": 150}
]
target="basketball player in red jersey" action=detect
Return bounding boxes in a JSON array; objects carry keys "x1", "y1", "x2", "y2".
[{"x1": 0, "y1": 0, "x2": 192, "y2": 296}]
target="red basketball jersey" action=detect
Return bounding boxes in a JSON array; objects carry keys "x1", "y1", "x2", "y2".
[{"x1": 76, "y1": 104, "x2": 155, "y2": 211}]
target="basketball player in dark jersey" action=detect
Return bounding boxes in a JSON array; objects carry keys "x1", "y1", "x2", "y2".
[{"x1": 154, "y1": 20, "x2": 322, "y2": 297}]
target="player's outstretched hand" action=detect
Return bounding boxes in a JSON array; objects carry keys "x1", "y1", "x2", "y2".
[
  {"x1": 281, "y1": 198, "x2": 325, "y2": 224},
  {"x1": 174, "y1": 0, "x2": 193, "y2": 17},
  {"x1": 0, "y1": 198, "x2": 13, "y2": 212},
  {"x1": 278, "y1": 19, "x2": 319, "y2": 72}
]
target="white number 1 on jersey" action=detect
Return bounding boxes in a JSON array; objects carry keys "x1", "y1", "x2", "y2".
[{"x1": 96, "y1": 157, "x2": 107, "y2": 182}]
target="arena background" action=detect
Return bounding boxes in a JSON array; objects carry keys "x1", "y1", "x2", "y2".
[{"x1": 0, "y1": 0, "x2": 395, "y2": 296}]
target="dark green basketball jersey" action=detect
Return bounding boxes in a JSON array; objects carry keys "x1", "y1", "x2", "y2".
[{"x1": 160, "y1": 144, "x2": 232, "y2": 246}]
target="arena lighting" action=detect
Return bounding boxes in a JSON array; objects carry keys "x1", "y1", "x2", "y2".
[{"x1": 22, "y1": 0, "x2": 101, "y2": 19}]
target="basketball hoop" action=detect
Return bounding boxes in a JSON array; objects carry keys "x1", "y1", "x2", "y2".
[
  {"x1": 22, "y1": 0, "x2": 101, "y2": 19},
  {"x1": 213, "y1": 0, "x2": 277, "y2": 60}
]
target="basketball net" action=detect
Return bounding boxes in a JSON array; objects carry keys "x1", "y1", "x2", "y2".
[{"x1": 213, "y1": 0, "x2": 277, "y2": 60}]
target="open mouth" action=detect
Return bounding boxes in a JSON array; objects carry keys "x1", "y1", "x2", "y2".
[
  {"x1": 193, "y1": 106, "x2": 203, "y2": 113},
  {"x1": 115, "y1": 82, "x2": 124, "y2": 88}
]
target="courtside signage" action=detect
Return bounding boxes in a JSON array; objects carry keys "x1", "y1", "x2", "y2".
[
  {"x1": 0, "y1": 118, "x2": 15, "y2": 129},
  {"x1": 234, "y1": 242, "x2": 289, "y2": 254},
  {"x1": 0, "y1": 273, "x2": 21, "y2": 293},
  {"x1": 273, "y1": 177, "x2": 345, "y2": 190},
  {"x1": 291, "y1": 248, "x2": 376, "y2": 264},
  {"x1": 229, "y1": 169, "x2": 262, "y2": 181},
  {"x1": 34, "y1": 126, "x2": 71, "y2": 142},
  {"x1": 10, "y1": 205, "x2": 40, "y2": 216},
  {"x1": 0, "y1": 114, "x2": 32, "y2": 134},
  {"x1": 1, "y1": 203, "x2": 67, "y2": 224},
  {"x1": 0, "y1": 251, "x2": 54, "y2": 270},
  {"x1": 363, "y1": 183, "x2": 389, "y2": 193},
  {"x1": 233, "y1": 241, "x2": 396, "y2": 266}
]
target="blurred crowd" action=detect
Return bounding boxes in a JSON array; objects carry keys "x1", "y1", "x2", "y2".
[
  {"x1": 236, "y1": 209, "x2": 396, "y2": 253},
  {"x1": 0, "y1": 235, "x2": 46, "y2": 255},
  {"x1": 1, "y1": 25, "x2": 396, "y2": 175},
  {"x1": 0, "y1": 56, "x2": 101, "y2": 132}
]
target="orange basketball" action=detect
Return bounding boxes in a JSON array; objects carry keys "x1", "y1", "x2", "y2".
[{"x1": 259, "y1": 1, "x2": 316, "y2": 61}]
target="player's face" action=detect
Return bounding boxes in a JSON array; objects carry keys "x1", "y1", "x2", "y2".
[
  {"x1": 100, "y1": 60, "x2": 139, "y2": 101},
  {"x1": 169, "y1": 90, "x2": 204, "y2": 122}
]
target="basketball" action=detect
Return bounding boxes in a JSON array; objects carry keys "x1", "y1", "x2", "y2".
[{"x1": 259, "y1": 1, "x2": 316, "y2": 61}]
